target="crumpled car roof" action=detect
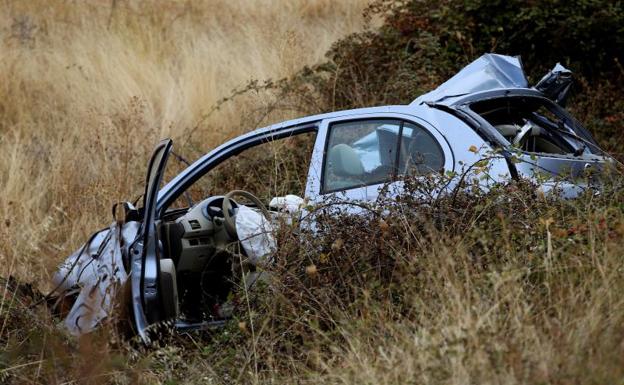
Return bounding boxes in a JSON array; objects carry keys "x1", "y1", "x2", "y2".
[{"x1": 411, "y1": 53, "x2": 530, "y2": 105}]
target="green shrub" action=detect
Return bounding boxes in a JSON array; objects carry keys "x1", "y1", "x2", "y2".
[{"x1": 292, "y1": 0, "x2": 624, "y2": 154}]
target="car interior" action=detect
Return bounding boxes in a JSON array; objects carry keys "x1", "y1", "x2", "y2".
[
  {"x1": 149, "y1": 135, "x2": 315, "y2": 326},
  {"x1": 154, "y1": 190, "x2": 290, "y2": 326},
  {"x1": 324, "y1": 122, "x2": 444, "y2": 192},
  {"x1": 470, "y1": 97, "x2": 588, "y2": 155}
]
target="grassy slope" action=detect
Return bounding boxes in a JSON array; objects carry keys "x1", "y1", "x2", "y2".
[
  {"x1": 0, "y1": 1, "x2": 369, "y2": 383},
  {"x1": 0, "y1": 0, "x2": 368, "y2": 282},
  {"x1": 2, "y1": 1, "x2": 624, "y2": 384}
]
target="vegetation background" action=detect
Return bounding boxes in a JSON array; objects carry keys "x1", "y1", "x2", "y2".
[{"x1": 1, "y1": 0, "x2": 624, "y2": 384}]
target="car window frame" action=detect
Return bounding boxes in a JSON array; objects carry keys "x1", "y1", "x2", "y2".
[
  {"x1": 320, "y1": 118, "x2": 404, "y2": 194},
  {"x1": 309, "y1": 113, "x2": 454, "y2": 200},
  {"x1": 156, "y1": 124, "x2": 319, "y2": 217},
  {"x1": 398, "y1": 121, "x2": 447, "y2": 177},
  {"x1": 464, "y1": 94, "x2": 603, "y2": 158}
]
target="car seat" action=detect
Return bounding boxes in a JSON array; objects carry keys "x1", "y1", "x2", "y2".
[
  {"x1": 159, "y1": 258, "x2": 179, "y2": 320},
  {"x1": 328, "y1": 144, "x2": 365, "y2": 176},
  {"x1": 326, "y1": 144, "x2": 365, "y2": 190}
]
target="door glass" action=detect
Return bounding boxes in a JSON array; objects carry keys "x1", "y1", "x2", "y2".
[
  {"x1": 322, "y1": 120, "x2": 401, "y2": 193},
  {"x1": 397, "y1": 122, "x2": 445, "y2": 176}
]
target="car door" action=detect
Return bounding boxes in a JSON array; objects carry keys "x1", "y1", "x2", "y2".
[
  {"x1": 305, "y1": 113, "x2": 454, "y2": 206},
  {"x1": 129, "y1": 139, "x2": 173, "y2": 341}
]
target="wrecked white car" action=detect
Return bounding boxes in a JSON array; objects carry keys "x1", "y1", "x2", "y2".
[{"x1": 52, "y1": 54, "x2": 612, "y2": 341}]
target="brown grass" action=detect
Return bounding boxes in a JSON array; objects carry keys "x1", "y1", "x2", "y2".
[
  {"x1": 2, "y1": 1, "x2": 624, "y2": 384},
  {"x1": 0, "y1": 0, "x2": 369, "y2": 283}
]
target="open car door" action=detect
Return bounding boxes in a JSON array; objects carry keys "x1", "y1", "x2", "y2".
[{"x1": 129, "y1": 139, "x2": 173, "y2": 341}]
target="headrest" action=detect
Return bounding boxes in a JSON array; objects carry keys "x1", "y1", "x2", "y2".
[
  {"x1": 328, "y1": 144, "x2": 365, "y2": 177},
  {"x1": 495, "y1": 124, "x2": 520, "y2": 137}
]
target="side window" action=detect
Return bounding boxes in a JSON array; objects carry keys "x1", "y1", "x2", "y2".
[
  {"x1": 322, "y1": 119, "x2": 446, "y2": 193},
  {"x1": 323, "y1": 120, "x2": 401, "y2": 193},
  {"x1": 397, "y1": 122, "x2": 445, "y2": 176}
]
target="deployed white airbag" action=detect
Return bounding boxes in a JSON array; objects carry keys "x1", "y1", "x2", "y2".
[
  {"x1": 269, "y1": 194, "x2": 305, "y2": 214},
  {"x1": 235, "y1": 205, "x2": 276, "y2": 265}
]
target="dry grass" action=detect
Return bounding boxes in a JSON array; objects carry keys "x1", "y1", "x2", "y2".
[
  {"x1": 232, "y1": 178, "x2": 624, "y2": 384},
  {"x1": 2, "y1": 1, "x2": 624, "y2": 384},
  {"x1": 0, "y1": 0, "x2": 369, "y2": 283}
]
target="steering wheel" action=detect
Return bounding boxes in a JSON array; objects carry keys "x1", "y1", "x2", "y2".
[{"x1": 222, "y1": 190, "x2": 271, "y2": 238}]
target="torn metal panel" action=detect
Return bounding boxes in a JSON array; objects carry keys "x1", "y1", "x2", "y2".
[
  {"x1": 534, "y1": 63, "x2": 573, "y2": 106},
  {"x1": 412, "y1": 54, "x2": 529, "y2": 105},
  {"x1": 53, "y1": 221, "x2": 139, "y2": 334}
]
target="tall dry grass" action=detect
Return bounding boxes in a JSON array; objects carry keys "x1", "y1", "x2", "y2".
[
  {"x1": 3, "y1": 2, "x2": 623, "y2": 384},
  {"x1": 0, "y1": 0, "x2": 369, "y2": 282}
]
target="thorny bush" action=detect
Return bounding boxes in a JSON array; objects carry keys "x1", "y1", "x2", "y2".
[
  {"x1": 196, "y1": 167, "x2": 624, "y2": 382},
  {"x1": 284, "y1": 0, "x2": 624, "y2": 156},
  {"x1": 2, "y1": 1, "x2": 624, "y2": 383}
]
